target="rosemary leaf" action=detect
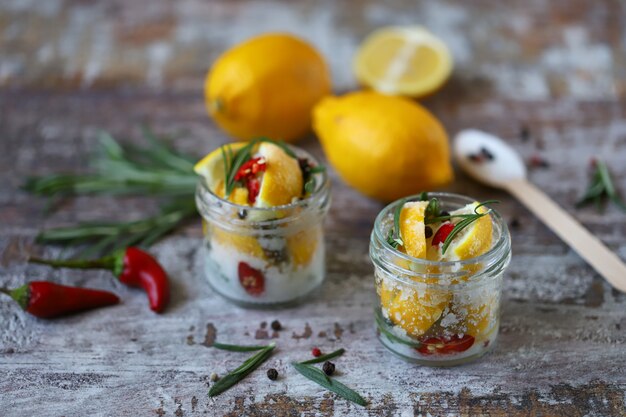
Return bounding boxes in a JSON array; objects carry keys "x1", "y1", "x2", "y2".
[
  {"x1": 209, "y1": 343, "x2": 275, "y2": 397},
  {"x1": 212, "y1": 342, "x2": 270, "y2": 352},
  {"x1": 576, "y1": 160, "x2": 626, "y2": 212},
  {"x1": 386, "y1": 198, "x2": 406, "y2": 248},
  {"x1": 36, "y1": 198, "x2": 196, "y2": 257},
  {"x1": 291, "y1": 363, "x2": 368, "y2": 406},
  {"x1": 299, "y1": 348, "x2": 345, "y2": 365}
]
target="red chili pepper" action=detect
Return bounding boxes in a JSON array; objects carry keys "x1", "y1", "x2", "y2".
[
  {"x1": 238, "y1": 262, "x2": 265, "y2": 296},
  {"x1": 234, "y1": 157, "x2": 267, "y2": 204},
  {"x1": 235, "y1": 157, "x2": 267, "y2": 181},
  {"x1": 416, "y1": 334, "x2": 475, "y2": 355},
  {"x1": 0, "y1": 281, "x2": 119, "y2": 318},
  {"x1": 29, "y1": 247, "x2": 170, "y2": 313},
  {"x1": 246, "y1": 177, "x2": 261, "y2": 204},
  {"x1": 431, "y1": 222, "x2": 455, "y2": 246}
]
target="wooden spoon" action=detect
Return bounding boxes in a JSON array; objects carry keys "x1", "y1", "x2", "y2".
[{"x1": 453, "y1": 129, "x2": 626, "y2": 293}]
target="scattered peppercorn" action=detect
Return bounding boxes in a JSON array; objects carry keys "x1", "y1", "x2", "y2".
[
  {"x1": 271, "y1": 320, "x2": 282, "y2": 331},
  {"x1": 424, "y1": 226, "x2": 433, "y2": 239},
  {"x1": 480, "y1": 146, "x2": 494, "y2": 161},
  {"x1": 311, "y1": 347, "x2": 322, "y2": 357},
  {"x1": 267, "y1": 368, "x2": 278, "y2": 381},
  {"x1": 238, "y1": 209, "x2": 248, "y2": 220},
  {"x1": 440, "y1": 211, "x2": 450, "y2": 218},
  {"x1": 210, "y1": 372, "x2": 219, "y2": 382},
  {"x1": 520, "y1": 125, "x2": 530, "y2": 142},
  {"x1": 468, "y1": 153, "x2": 483, "y2": 163},
  {"x1": 322, "y1": 361, "x2": 335, "y2": 376},
  {"x1": 509, "y1": 217, "x2": 521, "y2": 229},
  {"x1": 529, "y1": 154, "x2": 550, "y2": 169}
]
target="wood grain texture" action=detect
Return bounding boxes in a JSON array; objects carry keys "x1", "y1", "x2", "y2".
[{"x1": 1, "y1": 1, "x2": 626, "y2": 416}]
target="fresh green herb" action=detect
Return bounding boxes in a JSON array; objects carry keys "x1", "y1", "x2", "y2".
[
  {"x1": 23, "y1": 129, "x2": 197, "y2": 197},
  {"x1": 291, "y1": 363, "x2": 367, "y2": 406},
  {"x1": 440, "y1": 200, "x2": 499, "y2": 254},
  {"x1": 209, "y1": 342, "x2": 276, "y2": 397},
  {"x1": 303, "y1": 165, "x2": 326, "y2": 195},
  {"x1": 299, "y1": 348, "x2": 345, "y2": 365},
  {"x1": 417, "y1": 191, "x2": 429, "y2": 201},
  {"x1": 576, "y1": 159, "x2": 626, "y2": 212},
  {"x1": 35, "y1": 198, "x2": 196, "y2": 258},
  {"x1": 212, "y1": 342, "x2": 271, "y2": 352},
  {"x1": 374, "y1": 308, "x2": 423, "y2": 348},
  {"x1": 424, "y1": 197, "x2": 441, "y2": 222},
  {"x1": 386, "y1": 198, "x2": 406, "y2": 249}
]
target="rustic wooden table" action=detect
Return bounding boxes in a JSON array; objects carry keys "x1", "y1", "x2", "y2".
[{"x1": 1, "y1": 1, "x2": 625, "y2": 416}]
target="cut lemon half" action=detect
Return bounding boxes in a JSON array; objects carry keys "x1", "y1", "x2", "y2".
[
  {"x1": 353, "y1": 26, "x2": 453, "y2": 97},
  {"x1": 256, "y1": 142, "x2": 303, "y2": 207},
  {"x1": 436, "y1": 202, "x2": 493, "y2": 261},
  {"x1": 194, "y1": 142, "x2": 247, "y2": 191}
]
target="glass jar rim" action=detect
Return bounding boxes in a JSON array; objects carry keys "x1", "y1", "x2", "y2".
[
  {"x1": 195, "y1": 144, "x2": 330, "y2": 227},
  {"x1": 371, "y1": 192, "x2": 511, "y2": 271}
]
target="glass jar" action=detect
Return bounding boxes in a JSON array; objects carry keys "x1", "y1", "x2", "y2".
[
  {"x1": 369, "y1": 192, "x2": 511, "y2": 366},
  {"x1": 195, "y1": 147, "x2": 330, "y2": 308}
]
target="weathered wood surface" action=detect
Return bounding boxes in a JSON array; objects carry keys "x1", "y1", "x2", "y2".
[{"x1": 1, "y1": 1, "x2": 625, "y2": 416}]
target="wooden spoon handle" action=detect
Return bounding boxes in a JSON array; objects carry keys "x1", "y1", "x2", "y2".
[{"x1": 505, "y1": 178, "x2": 626, "y2": 293}]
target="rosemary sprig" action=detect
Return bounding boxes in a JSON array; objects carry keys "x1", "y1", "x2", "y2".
[
  {"x1": 576, "y1": 159, "x2": 626, "y2": 211},
  {"x1": 212, "y1": 342, "x2": 270, "y2": 352},
  {"x1": 299, "y1": 348, "x2": 345, "y2": 365},
  {"x1": 35, "y1": 198, "x2": 196, "y2": 257},
  {"x1": 386, "y1": 198, "x2": 406, "y2": 249},
  {"x1": 303, "y1": 165, "x2": 326, "y2": 194},
  {"x1": 23, "y1": 129, "x2": 197, "y2": 197},
  {"x1": 209, "y1": 342, "x2": 276, "y2": 397},
  {"x1": 291, "y1": 363, "x2": 367, "y2": 406},
  {"x1": 440, "y1": 200, "x2": 498, "y2": 254}
]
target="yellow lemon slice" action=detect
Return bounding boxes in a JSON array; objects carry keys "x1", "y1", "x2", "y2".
[
  {"x1": 429, "y1": 202, "x2": 493, "y2": 262},
  {"x1": 398, "y1": 201, "x2": 428, "y2": 259},
  {"x1": 256, "y1": 142, "x2": 303, "y2": 207},
  {"x1": 379, "y1": 281, "x2": 448, "y2": 338},
  {"x1": 353, "y1": 26, "x2": 453, "y2": 98},
  {"x1": 194, "y1": 142, "x2": 247, "y2": 191}
]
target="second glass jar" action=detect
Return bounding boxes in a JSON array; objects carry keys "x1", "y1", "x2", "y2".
[{"x1": 370, "y1": 193, "x2": 511, "y2": 366}]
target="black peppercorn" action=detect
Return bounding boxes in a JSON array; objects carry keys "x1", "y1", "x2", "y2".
[
  {"x1": 271, "y1": 320, "x2": 282, "y2": 331},
  {"x1": 322, "y1": 361, "x2": 335, "y2": 376},
  {"x1": 440, "y1": 211, "x2": 450, "y2": 218},
  {"x1": 238, "y1": 209, "x2": 248, "y2": 220},
  {"x1": 267, "y1": 368, "x2": 278, "y2": 381},
  {"x1": 424, "y1": 226, "x2": 433, "y2": 239},
  {"x1": 509, "y1": 217, "x2": 521, "y2": 229},
  {"x1": 480, "y1": 146, "x2": 494, "y2": 161}
]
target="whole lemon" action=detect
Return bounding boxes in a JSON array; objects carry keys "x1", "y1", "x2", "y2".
[
  {"x1": 205, "y1": 33, "x2": 331, "y2": 142},
  {"x1": 313, "y1": 91, "x2": 453, "y2": 201}
]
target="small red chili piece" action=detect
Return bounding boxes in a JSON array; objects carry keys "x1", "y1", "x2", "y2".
[
  {"x1": 29, "y1": 247, "x2": 170, "y2": 313},
  {"x1": 311, "y1": 347, "x2": 322, "y2": 357},
  {"x1": 431, "y1": 222, "x2": 455, "y2": 246},
  {"x1": 417, "y1": 335, "x2": 475, "y2": 355},
  {"x1": 246, "y1": 177, "x2": 261, "y2": 204},
  {"x1": 237, "y1": 262, "x2": 265, "y2": 296},
  {"x1": 235, "y1": 157, "x2": 266, "y2": 181},
  {"x1": 0, "y1": 281, "x2": 119, "y2": 319}
]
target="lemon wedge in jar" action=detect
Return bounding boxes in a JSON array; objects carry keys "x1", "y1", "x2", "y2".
[
  {"x1": 255, "y1": 142, "x2": 303, "y2": 208},
  {"x1": 428, "y1": 202, "x2": 493, "y2": 262},
  {"x1": 398, "y1": 201, "x2": 429, "y2": 258},
  {"x1": 353, "y1": 26, "x2": 452, "y2": 97}
]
